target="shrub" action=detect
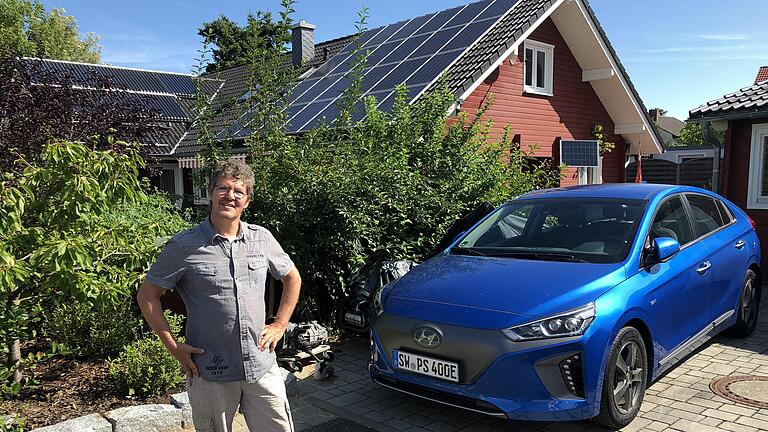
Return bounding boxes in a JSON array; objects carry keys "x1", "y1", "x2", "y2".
[
  {"x1": 42, "y1": 300, "x2": 140, "y2": 360},
  {"x1": 0, "y1": 415, "x2": 27, "y2": 432},
  {"x1": 108, "y1": 312, "x2": 184, "y2": 398}
]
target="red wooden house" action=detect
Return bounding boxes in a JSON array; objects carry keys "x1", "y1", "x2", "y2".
[{"x1": 164, "y1": 0, "x2": 663, "y2": 200}]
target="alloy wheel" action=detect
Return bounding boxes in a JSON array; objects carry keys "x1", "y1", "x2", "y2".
[
  {"x1": 742, "y1": 277, "x2": 757, "y2": 328},
  {"x1": 613, "y1": 340, "x2": 644, "y2": 414}
]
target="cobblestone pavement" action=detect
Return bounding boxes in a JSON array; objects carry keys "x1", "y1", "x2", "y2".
[{"x1": 234, "y1": 295, "x2": 768, "y2": 432}]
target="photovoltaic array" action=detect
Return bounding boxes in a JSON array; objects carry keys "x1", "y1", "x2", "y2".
[
  {"x1": 225, "y1": 0, "x2": 519, "y2": 138},
  {"x1": 560, "y1": 140, "x2": 600, "y2": 167}
]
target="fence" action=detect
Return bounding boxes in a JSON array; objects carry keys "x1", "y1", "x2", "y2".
[{"x1": 625, "y1": 157, "x2": 713, "y2": 190}]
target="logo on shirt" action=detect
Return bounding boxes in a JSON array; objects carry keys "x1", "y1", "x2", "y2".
[{"x1": 205, "y1": 354, "x2": 229, "y2": 376}]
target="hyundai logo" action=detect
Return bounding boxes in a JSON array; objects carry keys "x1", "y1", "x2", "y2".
[{"x1": 411, "y1": 326, "x2": 442, "y2": 349}]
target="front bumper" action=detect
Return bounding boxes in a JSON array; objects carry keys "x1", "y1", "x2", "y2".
[{"x1": 369, "y1": 316, "x2": 605, "y2": 421}]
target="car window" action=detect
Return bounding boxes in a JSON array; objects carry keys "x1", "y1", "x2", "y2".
[
  {"x1": 686, "y1": 194, "x2": 725, "y2": 237},
  {"x1": 716, "y1": 199, "x2": 733, "y2": 223},
  {"x1": 650, "y1": 196, "x2": 693, "y2": 245},
  {"x1": 457, "y1": 199, "x2": 645, "y2": 263}
]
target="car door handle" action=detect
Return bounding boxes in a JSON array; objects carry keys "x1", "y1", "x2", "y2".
[
  {"x1": 735, "y1": 240, "x2": 746, "y2": 249},
  {"x1": 696, "y1": 261, "x2": 712, "y2": 275}
]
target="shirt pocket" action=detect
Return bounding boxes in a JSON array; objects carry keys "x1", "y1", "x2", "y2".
[
  {"x1": 190, "y1": 263, "x2": 222, "y2": 294},
  {"x1": 247, "y1": 255, "x2": 268, "y2": 289}
]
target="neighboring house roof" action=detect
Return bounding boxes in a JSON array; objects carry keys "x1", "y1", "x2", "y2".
[
  {"x1": 755, "y1": 66, "x2": 768, "y2": 84},
  {"x1": 21, "y1": 57, "x2": 224, "y2": 155},
  {"x1": 689, "y1": 80, "x2": 768, "y2": 121},
  {"x1": 657, "y1": 116, "x2": 684, "y2": 137}
]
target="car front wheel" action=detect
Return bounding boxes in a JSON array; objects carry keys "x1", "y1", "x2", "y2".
[{"x1": 593, "y1": 326, "x2": 648, "y2": 429}]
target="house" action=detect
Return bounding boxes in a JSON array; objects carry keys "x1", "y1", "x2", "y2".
[
  {"x1": 167, "y1": 0, "x2": 663, "y2": 199},
  {"x1": 649, "y1": 108, "x2": 685, "y2": 147},
  {"x1": 23, "y1": 0, "x2": 664, "y2": 204},
  {"x1": 689, "y1": 66, "x2": 768, "y2": 275}
]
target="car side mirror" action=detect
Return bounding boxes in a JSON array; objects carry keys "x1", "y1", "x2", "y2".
[{"x1": 645, "y1": 237, "x2": 680, "y2": 266}]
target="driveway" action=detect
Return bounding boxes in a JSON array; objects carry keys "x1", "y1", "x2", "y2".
[{"x1": 284, "y1": 294, "x2": 768, "y2": 432}]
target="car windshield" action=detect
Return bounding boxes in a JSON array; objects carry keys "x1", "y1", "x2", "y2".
[{"x1": 454, "y1": 198, "x2": 646, "y2": 263}]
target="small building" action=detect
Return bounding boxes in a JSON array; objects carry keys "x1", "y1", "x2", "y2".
[{"x1": 689, "y1": 66, "x2": 768, "y2": 274}]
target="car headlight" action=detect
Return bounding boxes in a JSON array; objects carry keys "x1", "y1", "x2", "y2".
[{"x1": 501, "y1": 303, "x2": 596, "y2": 341}]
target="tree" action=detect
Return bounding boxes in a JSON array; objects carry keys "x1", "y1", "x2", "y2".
[
  {"x1": 198, "y1": 7, "x2": 293, "y2": 73},
  {"x1": 0, "y1": 56, "x2": 160, "y2": 173},
  {"x1": 0, "y1": 0, "x2": 100, "y2": 62},
  {"x1": 0, "y1": 139, "x2": 188, "y2": 389},
  {"x1": 676, "y1": 122, "x2": 705, "y2": 147}
]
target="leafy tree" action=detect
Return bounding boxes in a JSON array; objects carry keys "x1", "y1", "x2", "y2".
[
  {"x1": 676, "y1": 122, "x2": 706, "y2": 147},
  {"x1": 0, "y1": 139, "x2": 188, "y2": 388},
  {"x1": 198, "y1": 3, "x2": 294, "y2": 74},
  {"x1": 0, "y1": 55, "x2": 160, "y2": 173},
  {"x1": 0, "y1": 0, "x2": 100, "y2": 62}
]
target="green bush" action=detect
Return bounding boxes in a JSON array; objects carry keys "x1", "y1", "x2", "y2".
[
  {"x1": 0, "y1": 415, "x2": 27, "y2": 432},
  {"x1": 42, "y1": 300, "x2": 140, "y2": 359},
  {"x1": 108, "y1": 312, "x2": 184, "y2": 398}
]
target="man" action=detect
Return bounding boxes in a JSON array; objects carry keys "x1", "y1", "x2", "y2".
[{"x1": 137, "y1": 160, "x2": 300, "y2": 432}]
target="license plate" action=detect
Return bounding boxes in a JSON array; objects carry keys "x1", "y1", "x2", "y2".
[{"x1": 393, "y1": 350, "x2": 459, "y2": 382}]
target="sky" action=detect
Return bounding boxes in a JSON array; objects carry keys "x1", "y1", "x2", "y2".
[{"x1": 46, "y1": 0, "x2": 768, "y2": 120}]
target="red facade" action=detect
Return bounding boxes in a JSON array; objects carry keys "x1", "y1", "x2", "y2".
[
  {"x1": 458, "y1": 18, "x2": 626, "y2": 186},
  {"x1": 722, "y1": 119, "x2": 768, "y2": 276}
]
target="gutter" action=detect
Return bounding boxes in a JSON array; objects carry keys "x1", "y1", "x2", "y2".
[{"x1": 697, "y1": 120, "x2": 724, "y2": 194}]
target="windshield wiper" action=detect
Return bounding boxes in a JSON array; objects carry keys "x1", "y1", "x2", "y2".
[
  {"x1": 450, "y1": 246, "x2": 487, "y2": 257},
  {"x1": 487, "y1": 252, "x2": 589, "y2": 263}
]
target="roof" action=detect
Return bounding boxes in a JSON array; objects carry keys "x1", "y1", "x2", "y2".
[
  {"x1": 21, "y1": 57, "x2": 224, "y2": 155},
  {"x1": 518, "y1": 183, "x2": 682, "y2": 201},
  {"x1": 173, "y1": 34, "x2": 355, "y2": 156},
  {"x1": 657, "y1": 116, "x2": 684, "y2": 137},
  {"x1": 689, "y1": 80, "x2": 768, "y2": 121},
  {"x1": 755, "y1": 66, "x2": 768, "y2": 84}
]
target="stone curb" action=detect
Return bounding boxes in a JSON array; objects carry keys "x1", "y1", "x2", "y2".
[{"x1": 31, "y1": 372, "x2": 297, "y2": 432}]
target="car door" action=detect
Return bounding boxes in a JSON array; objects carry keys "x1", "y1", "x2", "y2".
[
  {"x1": 683, "y1": 193, "x2": 749, "y2": 322},
  {"x1": 641, "y1": 194, "x2": 712, "y2": 356}
]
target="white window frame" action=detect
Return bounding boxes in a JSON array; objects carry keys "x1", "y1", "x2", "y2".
[
  {"x1": 747, "y1": 123, "x2": 768, "y2": 209},
  {"x1": 577, "y1": 157, "x2": 603, "y2": 185},
  {"x1": 193, "y1": 169, "x2": 210, "y2": 206},
  {"x1": 523, "y1": 40, "x2": 554, "y2": 97},
  {"x1": 155, "y1": 164, "x2": 184, "y2": 209}
]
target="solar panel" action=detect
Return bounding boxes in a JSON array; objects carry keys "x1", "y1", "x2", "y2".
[
  {"x1": 560, "y1": 140, "x2": 600, "y2": 167},
  {"x1": 228, "y1": 0, "x2": 516, "y2": 136}
]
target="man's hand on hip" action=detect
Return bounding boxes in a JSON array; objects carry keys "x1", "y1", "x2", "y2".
[
  {"x1": 259, "y1": 322, "x2": 287, "y2": 352},
  {"x1": 170, "y1": 343, "x2": 205, "y2": 378}
]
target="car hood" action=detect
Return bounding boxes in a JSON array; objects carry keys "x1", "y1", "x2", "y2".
[{"x1": 384, "y1": 253, "x2": 627, "y2": 329}]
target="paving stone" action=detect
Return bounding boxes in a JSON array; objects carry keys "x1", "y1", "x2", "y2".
[
  {"x1": 719, "y1": 422, "x2": 760, "y2": 432},
  {"x1": 736, "y1": 415, "x2": 768, "y2": 430},
  {"x1": 670, "y1": 419, "x2": 722, "y2": 432},
  {"x1": 104, "y1": 404, "x2": 183, "y2": 432},
  {"x1": 385, "y1": 418, "x2": 414, "y2": 431},
  {"x1": 326, "y1": 391, "x2": 368, "y2": 407},
  {"x1": 31, "y1": 414, "x2": 112, "y2": 432},
  {"x1": 702, "y1": 408, "x2": 740, "y2": 422}
]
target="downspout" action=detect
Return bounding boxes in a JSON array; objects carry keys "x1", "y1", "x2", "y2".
[{"x1": 699, "y1": 120, "x2": 724, "y2": 194}]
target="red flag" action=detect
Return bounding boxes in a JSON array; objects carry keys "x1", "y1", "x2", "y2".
[{"x1": 634, "y1": 150, "x2": 643, "y2": 183}]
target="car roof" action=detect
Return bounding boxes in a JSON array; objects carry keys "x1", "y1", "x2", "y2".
[{"x1": 516, "y1": 183, "x2": 696, "y2": 201}]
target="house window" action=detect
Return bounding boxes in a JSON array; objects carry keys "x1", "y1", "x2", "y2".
[
  {"x1": 193, "y1": 170, "x2": 210, "y2": 206},
  {"x1": 747, "y1": 123, "x2": 768, "y2": 209},
  {"x1": 577, "y1": 157, "x2": 603, "y2": 185},
  {"x1": 524, "y1": 40, "x2": 554, "y2": 96}
]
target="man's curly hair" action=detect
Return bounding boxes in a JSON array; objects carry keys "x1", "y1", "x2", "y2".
[{"x1": 208, "y1": 159, "x2": 255, "y2": 199}]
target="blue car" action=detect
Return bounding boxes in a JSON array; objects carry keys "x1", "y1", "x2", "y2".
[{"x1": 369, "y1": 184, "x2": 761, "y2": 428}]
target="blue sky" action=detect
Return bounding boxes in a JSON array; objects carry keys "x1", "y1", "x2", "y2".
[{"x1": 48, "y1": 0, "x2": 768, "y2": 120}]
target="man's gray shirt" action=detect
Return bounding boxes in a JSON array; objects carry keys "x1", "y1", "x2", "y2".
[{"x1": 147, "y1": 219, "x2": 294, "y2": 383}]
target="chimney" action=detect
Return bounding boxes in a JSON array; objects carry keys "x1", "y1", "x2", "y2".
[
  {"x1": 755, "y1": 66, "x2": 768, "y2": 84},
  {"x1": 291, "y1": 21, "x2": 316, "y2": 66},
  {"x1": 648, "y1": 108, "x2": 661, "y2": 123}
]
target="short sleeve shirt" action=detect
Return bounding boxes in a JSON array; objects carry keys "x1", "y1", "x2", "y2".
[{"x1": 146, "y1": 219, "x2": 294, "y2": 383}]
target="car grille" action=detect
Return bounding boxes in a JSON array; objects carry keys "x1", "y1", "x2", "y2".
[{"x1": 373, "y1": 375, "x2": 507, "y2": 417}]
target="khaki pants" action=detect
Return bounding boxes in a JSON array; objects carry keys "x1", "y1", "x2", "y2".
[{"x1": 187, "y1": 362, "x2": 293, "y2": 432}]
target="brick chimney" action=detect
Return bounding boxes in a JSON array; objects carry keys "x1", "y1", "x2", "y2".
[
  {"x1": 648, "y1": 108, "x2": 662, "y2": 123},
  {"x1": 291, "y1": 21, "x2": 316, "y2": 66},
  {"x1": 755, "y1": 66, "x2": 768, "y2": 84}
]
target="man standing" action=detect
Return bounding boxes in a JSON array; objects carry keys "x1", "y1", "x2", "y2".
[{"x1": 137, "y1": 160, "x2": 300, "y2": 432}]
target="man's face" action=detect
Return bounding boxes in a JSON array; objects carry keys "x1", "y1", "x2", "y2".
[{"x1": 209, "y1": 177, "x2": 250, "y2": 222}]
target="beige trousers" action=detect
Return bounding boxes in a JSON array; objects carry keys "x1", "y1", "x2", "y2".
[{"x1": 187, "y1": 362, "x2": 293, "y2": 432}]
